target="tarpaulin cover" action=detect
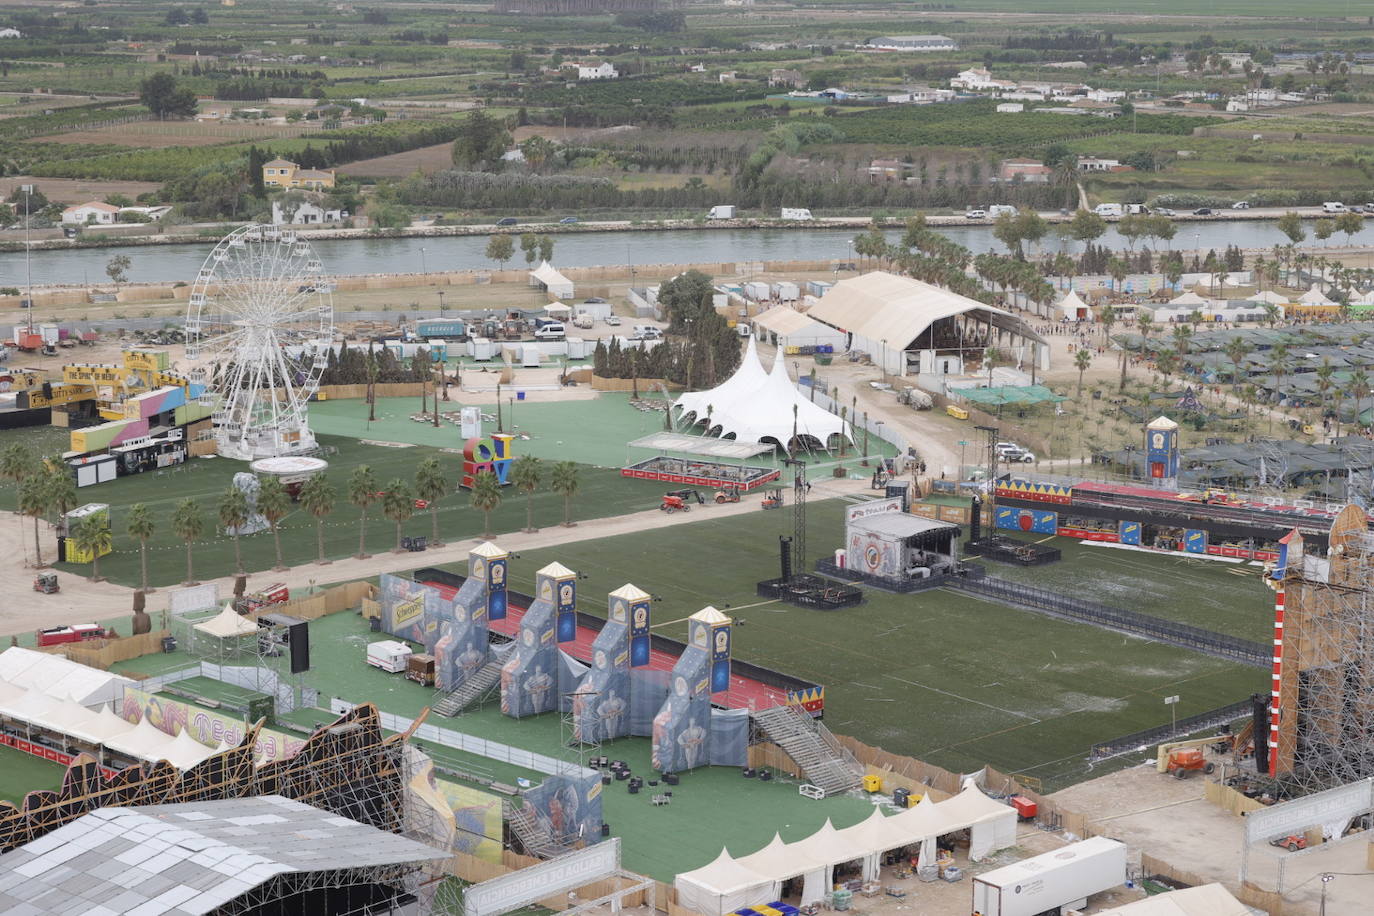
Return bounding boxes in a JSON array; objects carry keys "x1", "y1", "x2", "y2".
[{"x1": 708, "y1": 707, "x2": 749, "y2": 767}]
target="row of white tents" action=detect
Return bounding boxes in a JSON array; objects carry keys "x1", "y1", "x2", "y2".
[
  {"x1": 0, "y1": 646, "x2": 226, "y2": 772},
  {"x1": 675, "y1": 780, "x2": 1017, "y2": 916},
  {"x1": 673, "y1": 336, "x2": 851, "y2": 449}
]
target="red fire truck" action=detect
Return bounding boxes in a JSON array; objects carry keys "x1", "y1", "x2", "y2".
[{"x1": 36, "y1": 624, "x2": 108, "y2": 647}]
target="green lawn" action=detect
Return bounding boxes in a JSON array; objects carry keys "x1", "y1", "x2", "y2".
[
  {"x1": 0, "y1": 745, "x2": 67, "y2": 804},
  {"x1": 0, "y1": 433, "x2": 667, "y2": 589}
]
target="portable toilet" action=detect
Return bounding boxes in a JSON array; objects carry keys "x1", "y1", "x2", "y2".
[
  {"x1": 425, "y1": 339, "x2": 448, "y2": 362},
  {"x1": 567, "y1": 337, "x2": 588, "y2": 359},
  {"x1": 471, "y1": 337, "x2": 494, "y2": 361},
  {"x1": 521, "y1": 344, "x2": 541, "y2": 367}
]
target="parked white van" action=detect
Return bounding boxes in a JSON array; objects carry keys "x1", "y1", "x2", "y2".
[
  {"x1": 533, "y1": 322, "x2": 566, "y2": 341},
  {"x1": 1094, "y1": 203, "x2": 1124, "y2": 218},
  {"x1": 1323, "y1": 202, "x2": 1347, "y2": 213}
]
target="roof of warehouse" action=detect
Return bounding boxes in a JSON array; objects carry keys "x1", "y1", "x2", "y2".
[
  {"x1": 0, "y1": 796, "x2": 446, "y2": 915},
  {"x1": 805, "y1": 272, "x2": 1044, "y2": 350}
]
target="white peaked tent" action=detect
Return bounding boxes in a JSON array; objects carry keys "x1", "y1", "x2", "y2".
[
  {"x1": 195, "y1": 603, "x2": 260, "y2": 638},
  {"x1": 529, "y1": 261, "x2": 574, "y2": 300},
  {"x1": 674, "y1": 338, "x2": 851, "y2": 449},
  {"x1": 160, "y1": 728, "x2": 219, "y2": 770},
  {"x1": 1251, "y1": 289, "x2": 1289, "y2": 305},
  {"x1": 674, "y1": 849, "x2": 774, "y2": 916},
  {"x1": 103, "y1": 715, "x2": 178, "y2": 762},
  {"x1": 1168, "y1": 290, "x2": 1208, "y2": 307},
  {"x1": 674, "y1": 335, "x2": 769, "y2": 428},
  {"x1": 1058, "y1": 289, "x2": 1092, "y2": 321},
  {"x1": 65, "y1": 704, "x2": 138, "y2": 747},
  {"x1": 1353, "y1": 289, "x2": 1374, "y2": 307},
  {"x1": 680, "y1": 783, "x2": 1020, "y2": 916},
  {"x1": 0, "y1": 647, "x2": 133, "y2": 707},
  {"x1": 1299, "y1": 285, "x2": 1333, "y2": 306}
]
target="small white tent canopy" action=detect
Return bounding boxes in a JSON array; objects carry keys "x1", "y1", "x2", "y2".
[
  {"x1": 1252, "y1": 289, "x2": 1289, "y2": 305},
  {"x1": 160, "y1": 728, "x2": 219, "y2": 770},
  {"x1": 1096, "y1": 883, "x2": 1250, "y2": 915},
  {"x1": 1353, "y1": 289, "x2": 1374, "y2": 307},
  {"x1": 194, "y1": 603, "x2": 260, "y2": 639},
  {"x1": 544, "y1": 302, "x2": 573, "y2": 319},
  {"x1": 735, "y1": 833, "x2": 827, "y2": 905},
  {"x1": 1058, "y1": 289, "x2": 1092, "y2": 321},
  {"x1": 936, "y1": 780, "x2": 1019, "y2": 861},
  {"x1": 529, "y1": 261, "x2": 574, "y2": 300},
  {"x1": 674, "y1": 849, "x2": 775, "y2": 916},
  {"x1": 0, "y1": 646, "x2": 134, "y2": 707},
  {"x1": 1168, "y1": 290, "x2": 1208, "y2": 307},
  {"x1": 752, "y1": 306, "x2": 847, "y2": 352},
  {"x1": 1299, "y1": 285, "x2": 1333, "y2": 306},
  {"x1": 833, "y1": 808, "x2": 911, "y2": 882},
  {"x1": 42, "y1": 697, "x2": 102, "y2": 736}
]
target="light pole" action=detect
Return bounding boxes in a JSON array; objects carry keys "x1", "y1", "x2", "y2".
[
  {"x1": 419, "y1": 246, "x2": 427, "y2": 276},
  {"x1": 881, "y1": 338, "x2": 888, "y2": 384},
  {"x1": 1319, "y1": 873, "x2": 1333, "y2": 916},
  {"x1": 437, "y1": 290, "x2": 445, "y2": 312},
  {"x1": 958, "y1": 439, "x2": 967, "y2": 479},
  {"x1": 1164, "y1": 694, "x2": 1179, "y2": 736},
  {"x1": 22, "y1": 184, "x2": 33, "y2": 334}
]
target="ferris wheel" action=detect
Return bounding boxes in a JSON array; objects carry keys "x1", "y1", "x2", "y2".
[{"x1": 185, "y1": 224, "x2": 334, "y2": 462}]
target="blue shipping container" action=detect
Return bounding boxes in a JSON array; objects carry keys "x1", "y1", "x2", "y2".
[{"x1": 416, "y1": 320, "x2": 466, "y2": 338}]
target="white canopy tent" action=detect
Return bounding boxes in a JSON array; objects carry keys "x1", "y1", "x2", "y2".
[
  {"x1": 64, "y1": 704, "x2": 140, "y2": 747},
  {"x1": 752, "y1": 307, "x2": 847, "y2": 352},
  {"x1": 678, "y1": 783, "x2": 1019, "y2": 916},
  {"x1": 674, "y1": 849, "x2": 775, "y2": 916},
  {"x1": 1353, "y1": 289, "x2": 1374, "y2": 307},
  {"x1": 544, "y1": 302, "x2": 573, "y2": 319},
  {"x1": 673, "y1": 339, "x2": 851, "y2": 449},
  {"x1": 1057, "y1": 289, "x2": 1092, "y2": 321},
  {"x1": 1299, "y1": 285, "x2": 1333, "y2": 306},
  {"x1": 103, "y1": 715, "x2": 179, "y2": 762},
  {"x1": 1168, "y1": 290, "x2": 1208, "y2": 307},
  {"x1": 529, "y1": 261, "x2": 574, "y2": 300},
  {"x1": 195, "y1": 603, "x2": 261, "y2": 639},
  {"x1": 1251, "y1": 289, "x2": 1289, "y2": 305},
  {"x1": 0, "y1": 647, "x2": 134, "y2": 707}
]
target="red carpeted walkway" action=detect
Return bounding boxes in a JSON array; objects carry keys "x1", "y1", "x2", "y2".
[{"x1": 421, "y1": 579, "x2": 786, "y2": 710}]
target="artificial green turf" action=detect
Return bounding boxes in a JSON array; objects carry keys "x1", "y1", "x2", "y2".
[
  {"x1": 307, "y1": 394, "x2": 897, "y2": 468},
  {"x1": 0, "y1": 745, "x2": 67, "y2": 803},
  {"x1": 979, "y1": 538, "x2": 1274, "y2": 642},
  {"x1": 0, "y1": 433, "x2": 666, "y2": 589}
]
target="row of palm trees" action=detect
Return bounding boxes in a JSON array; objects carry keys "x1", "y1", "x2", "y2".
[{"x1": 2, "y1": 442, "x2": 583, "y2": 589}]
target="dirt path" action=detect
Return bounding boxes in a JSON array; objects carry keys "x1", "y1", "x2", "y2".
[{"x1": 0, "y1": 473, "x2": 874, "y2": 638}]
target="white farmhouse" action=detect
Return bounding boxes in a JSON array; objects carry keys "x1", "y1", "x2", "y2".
[
  {"x1": 575, "y1": 61, "x2": 619, "y2": 80},
  {"x1": 61, "y1": 202, "x2": 119, "y2": 225}
]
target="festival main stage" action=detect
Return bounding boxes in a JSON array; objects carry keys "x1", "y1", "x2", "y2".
[{"x1": 621, "y1": 433, "x2": 781, "y2": 491}]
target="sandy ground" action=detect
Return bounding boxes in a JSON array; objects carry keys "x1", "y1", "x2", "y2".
[
  {"x1": 1053, "y1": 763, "x2": 1367, "y2": 915},
  {"x1": 0, "y1": 176, "x2": 162, "y2": 205},
  {"x1": 0, "y1": 468, "x2": 872, "y2": 637}
]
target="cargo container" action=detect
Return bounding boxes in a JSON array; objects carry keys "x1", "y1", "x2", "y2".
[
  {"x1": 366, "y1": 640, "x2": 412, "y2": 673},
  {"x1": 970, "y1": 837, "x2": 1126, "y2": 916},
  {"x1": 415, "y1": 319, "x2": 467, "y2": 340},
  {"x1": 773, "y1": 282, "x2": 800, "y2": 302}
]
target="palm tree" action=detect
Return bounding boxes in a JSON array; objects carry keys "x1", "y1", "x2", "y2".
[
  {"x1": 1350, "y1": 368, "x2": 1371, "y2": 431},
  {"x1": 1315, "y1": 359, "x2": 1335, "y2": 435},
  {"x1": 1156, "y1": 348, "x2": 1179, "y2": 385},
  {"x1": 1223, "y1": 337, "x2": 1251, "y2": 393},
  {"x1": 299, "y1": 474, "x2": 336, "y2": 564},
  {"x1": 550, "y1": 461, "x2": 580, "y2": 527},
  {"x1": 126, "y1": 503, "x2": 156, "y2": 592},
  {"x1": 382, "y1": 479, "x2": 415, "y2": 552},
  {"x1": 71, "y1": 510, "x2": 112, "y2": 581},
  {"x1": 0, "y1": 442, "x2": 33, "y2": 492},
  {"x1": 257, "y1": 475, "x2": 292, "y2": 571},
  {"x1": 218, "y1": 485, "x2": 250, "y2": 575},
  {"x1": 414, "y1": 456, "x2": 447, "y2": 546},
  {"x1": 1074, "y1": 347, "x2": 1092, "y2": 397},
  {"x1": 510, "y1": 455, "x2": 542, "y2": 533},
  {"x1": 19, "y1": 474, "x2": 49, "y2": 567},
  {"x1": 469, "y1": 470, "x2": 502, "y2": 538},
  {"x1": 45, "y1": 461, "x2": 77, "y2": 532},
  {"x1": 348, "y1": 464, "x2": 378, "y2": 558},
  {"x1": 172, "y1": 498, "x2": 203, "y2": 585},
  {"x1": 1171, "y1": 323, "x2": 1193, "y2": 357}
]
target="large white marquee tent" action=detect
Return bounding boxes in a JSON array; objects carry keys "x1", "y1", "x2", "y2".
[
  {"x1": 673, "y1": 336, "x2": 851, "y2": 449},
  {"x1": 0, "y1": 646, "x2": 134, "y2": 707},
  {"x1": 675, "y1": 781, "x2": 1017, "y2": 916}
]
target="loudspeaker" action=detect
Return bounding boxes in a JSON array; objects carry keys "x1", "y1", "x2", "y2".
[
  {"x1": 969, "y1": 494, "x2": 983, "y2": 542},
  {"x1": 289, "y1": 622, "x2": 311, "y2": 674},
  {"x1": 779, "y1": 535, "x2": 793, "y2": 581}
]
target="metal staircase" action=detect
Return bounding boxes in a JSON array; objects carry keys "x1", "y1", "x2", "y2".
[
  {"x1": 752, "y1": 703, "x2": 864, "y2": 797},
  {"x1": 433, "y1": 659, "x2": 504, "y2": 717},
  {"x1": 503, "y1": 799, "x2": 567, "y2": 859}
]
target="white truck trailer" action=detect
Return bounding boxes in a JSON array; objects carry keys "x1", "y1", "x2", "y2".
[
  {"x1": 970, "y1": 837, "x2": 1127, "y2": 916},
  {"x1": 708, "y1": 205, "x2": 736, "y2": 219}
]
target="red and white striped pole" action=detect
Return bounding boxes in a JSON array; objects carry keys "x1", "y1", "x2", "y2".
[{"x1": 1269, "y1": 588, "x2": 1284, "y2": 778}]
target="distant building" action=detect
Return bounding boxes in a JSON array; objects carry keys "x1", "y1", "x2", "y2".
[
  {"x1": 1077, "y1": 157, "x2": 1122, "y2": 172},
  {"x1": 867, "y1": 158, "x2": 903, "y2": 183},
  {"x1": 271, "y1": 199, "x2": 347, "y2": 225},
  {"x1": 863, "y1": 35, "x2": 957, "y2": 52},
  {"x1": 770, "y1": 68, "x2": 805, "y2": 89},
  {"x1": 999, "y1": 158, "x2": 1051, "y2": 183},
  {"x1": 951, "y1": 68, "x2": 1015, "y2": 92},
  {"x1": 118, "y1": 206, "x2": 172, "y2": 221},
  {"x1": 996, "y1": 102, "x2": 1025, "y2": 113},
  {"x1": 0, "y1": 27, "x2": 23, "y2": 38},
  {"x1": 574, "y1": 61, "x2": 619, "y2": 80},
  {"x1": 61, "y1": 202, "x2": 119, "y2": 225},
  {"x1": 262, "y1": 158, "x2": 336, "y2": 190}
]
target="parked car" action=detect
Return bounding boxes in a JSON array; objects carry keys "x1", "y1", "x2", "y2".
[
  {"x1": 1154, "y1": 207, "x2": 1176, "y2": 217},
  {"x1": 996, "y1": 443, "x2": 1036, "y2": 463},
  {"x1": 604, "y1": 315, "x2": 621, "y2": 326},
  {"x1": 1232, "y1": 201, "x2": 1250, "y2": 209},
  {"x1": 496, "y1": 217, "x2": 519, "y2": 226},
  {"x1": 583, "y1": 297, "x2": 608, "y2": 304},
  {"x1": 559, "y1": 216, "x2": 579, "y2": 224},
  {"x1": 1193, "y1": 207, "x2": 1213, "y2": 216},
  {"x1": 964, "y1": 209, "x2": 988, "y2": 219}
]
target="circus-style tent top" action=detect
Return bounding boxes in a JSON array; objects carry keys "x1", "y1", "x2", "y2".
[{"x1": 673, "y1": 336, "x2": 851, "y2": 449}]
